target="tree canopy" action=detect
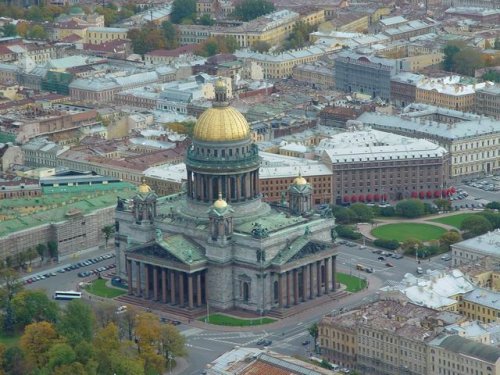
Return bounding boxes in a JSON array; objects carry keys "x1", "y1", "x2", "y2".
[
  {"x1": 460, "y1": 215, "x2": 492, "y2": 238},
  {"x1": 395, "y1": 199, "x2": 425, "y2": 218},
  {"x1": 233, "y1": 0, "x2": 275, "y2": 21},
  {"x1": 170, "y1": 0, "x2": 196, "y2": 24},
  {"x1": 442, "y1": 42, "x2": 484, "y2": 76}
]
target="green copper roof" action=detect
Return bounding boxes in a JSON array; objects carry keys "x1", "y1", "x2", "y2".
[
  {"x1": 158, "y1": 234, "x2": 205, "y2": 264},
  {"x1": 235, "y1": 212, "x2": 307, "y2": 235},
  {"x1": 272, "y1": 235, "x2": 310, "y2": 265}
]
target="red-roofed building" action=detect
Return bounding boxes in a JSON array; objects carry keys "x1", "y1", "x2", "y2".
[{"x1": 81, "y1": 39, "x2": 132, "y2": 58}]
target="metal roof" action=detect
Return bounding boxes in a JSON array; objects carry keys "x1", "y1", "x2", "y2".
[{"x1": 436, "y1": 335, "x2": 500, "y2": 363}]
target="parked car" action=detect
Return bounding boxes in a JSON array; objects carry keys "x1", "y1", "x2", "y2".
[
  {"x1": 302, "y1": 340, "x2": 311, "y2": 346},
  {"x1": 385, "y1": 262, "x2": 394, "y2": 267},
  {"x1": 441, "y1": 254, "x2": 452, "y2": 261},
  {"x1": 393, "y1": 254, "x2": 404, "y2": 259},
  {"x1": 256, "y1": 339, "x2": 272, "y2": 346},
  {"x1": 377, "y1": 256, "x2": 385, "y2": 261}
]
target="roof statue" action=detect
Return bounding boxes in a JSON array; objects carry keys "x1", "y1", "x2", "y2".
[{"x1": 138, "y1": 178, "x2": 152, "y2": 194}]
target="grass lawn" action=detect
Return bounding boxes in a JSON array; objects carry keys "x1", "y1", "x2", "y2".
[
  {"x1": 199, "y1": 313, "x2": 276, "y2": 326},
  {"x1": 0, "y1": 333, "x2": 20, "y2": 347},
  {"x1": 429, "y1": 213, "x2": 477, "y2": 229},
  {"x1": 336, "y1": 272, "x2": 367, "y2": 292},
  {"x1": 84, "y1": 278, "x2": 127, "y2": 298},
  {"x1": 371, "y1": 223, "x2": 446, "y2": 242}
]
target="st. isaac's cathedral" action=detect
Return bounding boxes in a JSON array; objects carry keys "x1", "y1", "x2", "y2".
[{"x1": 115, "y1": 79, "x2": 338, "y2": 316}]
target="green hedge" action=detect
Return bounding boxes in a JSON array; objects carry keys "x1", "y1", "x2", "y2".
[
  {"x1": 373, "y1": 239, "x2": 400, "y2": 250},
  {"x1": 336, "y1": 225, "x2": 362, "y2": 240}
]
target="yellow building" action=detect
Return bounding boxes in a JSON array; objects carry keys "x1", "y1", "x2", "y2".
[
  {"x1": 53, "y1": 21, "x2": 88, "y2": 41},
  {"x1": 416, "y1": 76, "x2": 488, "y2": 112},
  {"x1": 428, "y1": 335, "x2": 500, "y2": 375},
  {"x1": 460, "y1": 289, "x2": 500, "y2": 324},
  {"x1": 86, "y1": 27, "x2": 129, "y2": 45},
  {"x1": 319, "y1": 313, "x2": 357, "y2": 368}
]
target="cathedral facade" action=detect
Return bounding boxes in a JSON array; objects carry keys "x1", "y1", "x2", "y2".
[{"x1": 115, "y1": 80, "x2": 338, "y2": 315}]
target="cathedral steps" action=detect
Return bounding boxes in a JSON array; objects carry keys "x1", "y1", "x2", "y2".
[
  {"x1": 267, "y1": 290, "x2": 350, "y2": 319},
  {"x1": 115, "y1": 294, "x2": 206, "y2": 320}
]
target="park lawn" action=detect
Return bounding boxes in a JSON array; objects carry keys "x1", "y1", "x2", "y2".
[
  {"x1": 84, "y1": 278, "x2": 127, "y2": 298},
  {"x1": 429, "y1": 213, "x2": 478, "y2": 229},
  {"x1": 371, "y1": 223, "x2": 446, "y2": 242},
  {"x1": 0, "y1": 333, "x2": 20, "y2": 347},
  {"x1": 199, "y1": 313, "x2": 276, "y2": 326},
  {"x1": 336, "y1": 272, "x2": 367, "y2": 292}
]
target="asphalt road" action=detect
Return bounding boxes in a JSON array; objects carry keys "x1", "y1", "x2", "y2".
[{"x1": 23, "y1": 244, "x2": 453, "y2": 375}]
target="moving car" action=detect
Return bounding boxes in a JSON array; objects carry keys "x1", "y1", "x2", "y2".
[
  {"x1": 377, "y1": 256, "x2": 385, "y2": 261},
  {"x1": 441, "y1": 254, "x2": 452, "y2": 261},
  {"x1": 393, "y1": 254, "x2": 404, "y2": 259},
  {"x1": 385, "y1": 262, "x2": 394, "y2": 267}
]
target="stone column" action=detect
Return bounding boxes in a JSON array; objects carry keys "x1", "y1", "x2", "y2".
[
  {"x1": 236, "y1": 175, "x2": 241, "y2": 201},
  {"x1": 324, "y1": 258, "x2": 330, "y2": 295},
  {"x1": 309, "y1": 263, "x2": 314, "y2": 299},
  {"x1": 278, "y1": 274, "x2": 283, "y2": 308},
  {"x1": 316, "y1": 261, "x2": 322, "y2": 297},
  {"x1": 170, "y1": 271, "x2": 176, "y2": 304},
  {"x1": 153, "y1": 266, "x2": 159, "y2": 300},
  {"x1": 188, "y1": 274, "x2": 194, "y2": 309},
  {"x1": 204, "y1": 271, "x2": 209, "y2": 305},
  {"x1": 302, "y1": 265, "x2": 308, "y2": 301},
  {"x1": 332, "y1": 256, "x2": 337, "y2": 292},
  {"x1": 179, "y1": 272, "x2": 185, "y2": 307},
  {"x1": 135, "y1": 261, "x2": 141, "y2": 297},
  {"x1": 197, "y1": 273, "x2": 202, "y2": 307},
  {"x1": 127, "y1": 259, "x2": 133, "y2": 295},
  {"x1": 208, "y1": 177, "x2": 213, "y2": 202},
  {"x1": 217, "y1": 178, "x2": 222, "y2": 198},
  {"x1": 144, "y1": 264, "x2": 150, "y2": 299},
  {"x1": 245, "y1": 173, "x2": 251, "y2": 199},
  {"x1": 293, "y1": 269, "x2": 299, "y2": 305},
  {"x1": 161, "y1": 268, "x2": 167, "y2": 303},
  {"x1": 286, "y1": 271, "x2": 291, "y2": 307}
]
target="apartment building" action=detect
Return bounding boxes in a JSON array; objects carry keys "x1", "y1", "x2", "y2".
[
  {"x1": 317, "y1": 126, "x2": 449, "y2": 204},
  {"x1": 415, "y1": 76, "x2": 488, "y2": 112},
  {"x1": 86, "y1": 27, "x2": 129, "y2": 45},
  {"x1": 452, "y1": 230, "x2": 500, "y2": 266},
  {"x1": 357, "y1": 105, "x2": 500, "y2": 178},
  {"x1": 461, "y1": 288, "x2": 500, "y2": 324},
  {"x1": 475, "y1": 85, "x2": 500, "y2": 120},
  {"x1": 390, "y1": 72, "x2": 424, "y2": 107}
]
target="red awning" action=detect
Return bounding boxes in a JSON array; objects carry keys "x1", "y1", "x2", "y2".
[
  {"x1": 343, "y1": 195, "x2": 350, "y2": 203},
  {"x1": 366, "y1": 194, "x2": 373, "y2": 202},
  {"x1": 351, "y1": 195, "x2": 358, "y2": 203},
  {"x1": 411, "y1": 191, "x2": 418, "y2": 198},
  {"x1": 373, "y1": 193, "x2": 380, "y2": 201},
  {"x1": 434, "y1": 190, "x2": 441, "y2": 198},
  {"x1": 358, "y1": 194, "x2": 365, "y2": 202},
  {"x1": 426, "y1": 191, "x2": 433, "y2": 198},
  {"x1": 450, "y1": 186, "x2": 456, "y2": 194},
  {"x1": 419, "y1": 191, "x2": 425, "y2": 199}
]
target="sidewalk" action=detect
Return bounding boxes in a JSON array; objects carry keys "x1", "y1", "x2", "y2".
[{"x1": 167, "y1": 357, "x2": 189, "y2": 375}]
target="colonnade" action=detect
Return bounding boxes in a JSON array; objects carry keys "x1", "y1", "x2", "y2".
[
  {"x1": 126, "y1": 259, "x2": 206, "y2": 309},
  {"x1": 277, "y1": 256, "x2": 336, "y2": 308},
  {"x1": 187, "y1": 170, "x2": 259, "y2": 203}
]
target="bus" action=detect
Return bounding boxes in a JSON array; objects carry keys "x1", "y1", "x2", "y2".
[{"x1": 53, "y1": 291, "x2": 82, "y2": 300}]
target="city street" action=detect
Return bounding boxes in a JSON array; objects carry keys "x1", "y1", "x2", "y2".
[{"x1": 22, "y1": 243, "x2": 452, "y2": 375}]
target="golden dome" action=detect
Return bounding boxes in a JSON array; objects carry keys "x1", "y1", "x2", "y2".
[
  {"x1": 213, "y1": 193, "x2": 228, "y2": 209},
  {"x1": 138, "y1": 179, "x2": 152, "y2": 194},
  {"x1": 215, "y1": 78, "x2": 226, "y2": 89},
  {"x1": 193, "y1": 106, "x2": 250, "y2": 142},
  {"x1": 293, "y1": 174, "x2": 307, "y2": 185}
]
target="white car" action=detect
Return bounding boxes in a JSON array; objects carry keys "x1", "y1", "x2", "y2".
[{"x1": 116, "y1": 306, "x2": 128, "y2": 314}]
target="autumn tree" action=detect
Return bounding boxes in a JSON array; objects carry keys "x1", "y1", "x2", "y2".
[
  {"x1": 161, "y1": 21, "x2": 178, "y2": 49},
  {"x1": 46, "y1": 343, "x2": 77, "y2": 373},
  {"x1": 15, "y1": 22, "x2": 28, "y2": 37},
  {"x1": 118, "y1": 304, "x2": 139, "y2": 340},
  {"x1": 135, "y1": 313, "x2": 165, "y2": 374},
  {"x1": 251, "y1": 40, "x2": 271, "y2": 53},
  {"x1": 196, "y1": 36, "x2": 238, "y2": 57},
  {"x1": 93, "y1": 323, "x2": 121, "y2": 374},
  {"x1": 128, "y1": 25, "x2": 166, "y2": 55},
  {"x1": 58, "y1": 300, "x2": 95, "y2": 346},
  {"x1": 20, "y1": 321, "x2": 60, "y2": 370},
  {"x1": 439, "y1": 230, "x2": 462, "y2": 250},
  {"x1": 402, "y1": 238, "x2": 424, "y2": 254},
  {"x1": 159, "y1": 323, "x2": 186, "y2": 365}
]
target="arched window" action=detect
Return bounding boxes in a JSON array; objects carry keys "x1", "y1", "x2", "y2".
[{"x1": 243, "y1": 282, "x2": 250, "y2": 302}]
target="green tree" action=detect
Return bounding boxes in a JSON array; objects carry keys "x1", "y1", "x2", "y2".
[
  {"x1": 47, "y1": 240, "x2": 58, "y2": 260},
  {"x1": 199, "y1": 14, "x2": 214, "y2": 26},
  {"x1": 331, "y1": 206, "x2": 356, "y2": 224},
  {"x1": 196, "y1": 36, "x2": 238, "y2": 57},
  {"x1": 1, "y1": 23, "x2": 17, "y2": 37},
  {"x1": 12, "y1": 290, "x2": 59, "y2": 329},
  {"x1": 282, "y1": 20, "x2": 316, "y2": 50},
  {"x1": 350, "y1": 203, "x2": 374, "y2": 223},
  {"x1": 3, "y1": 346, "x2": 29, "y2": 375},
  {"x1": 159, "y1": 324, "x2": 186, "y2": 366},
  {"x1": 36, "y1": 243, "x2": 47, "y2": 263},
  {"x1": 433, "y1": 198, "x2": 451, "y2": 212},
  {"x1": 460, "y1": 215, "x2": 492, "y2": 238},
  {"x1": 170, "y1": 0, "x2": 196, "y2": 24},
  {"x1": 443, "y1": 43, "x2": 461, "y2": 72},
  {"x1": 0, "y1": 268, "x2": 23, "y2": 334},
  {"x1": 26, "y1": 247, "x2": 38, "y2": 269},
  {"x1": 454, "y1": 47, "x2": 484, "y2": 76},
  {"x1": 482, "y1": 70, "x2": 500, "y2": 83},
  {"x1": 101, "y1": 225, "x2": 115, "y2": 249},
  {"x1": 46, "y1": 343, "x2": 76, "y2": 372},
  {"x1": 308, "y1": 322, "x2": 319, "y2": 352},
  {"x1": 495, "y1": 37, "x2": 500, "y2": 50},
  {"x1": 93, "y1": 323, "x2": 120, "y2": 374},
  {"x1": 233, "y1": 0, "x2": 275, "y2": 21},
  {"x1": 161, "y1": 21, "x2": 178, "y2": 49},
  {"x1": 439, "y1": 230, "x2": 462, "y2": 250},
  {"x1": 58, "y1": 300, "x2": 95, "y2": 346},
  {"x1": 402, "y1": 238, "x2": 423, "y2": 253},
  {"x1": 485, "y1": 201, "x2": 500, "y2": 210},
  {"x1": 395, "y1": 199, "x2": 425, "y2": 218},
  {"x1": 251, "y1": 40, "x2": 271, "y2": 53},
  {"x1": 478, "y1": 211, "x2": 500, "y2": 229},
  {"x1": 27, "y1": 25, "x2": 48, "y2": 40}
]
